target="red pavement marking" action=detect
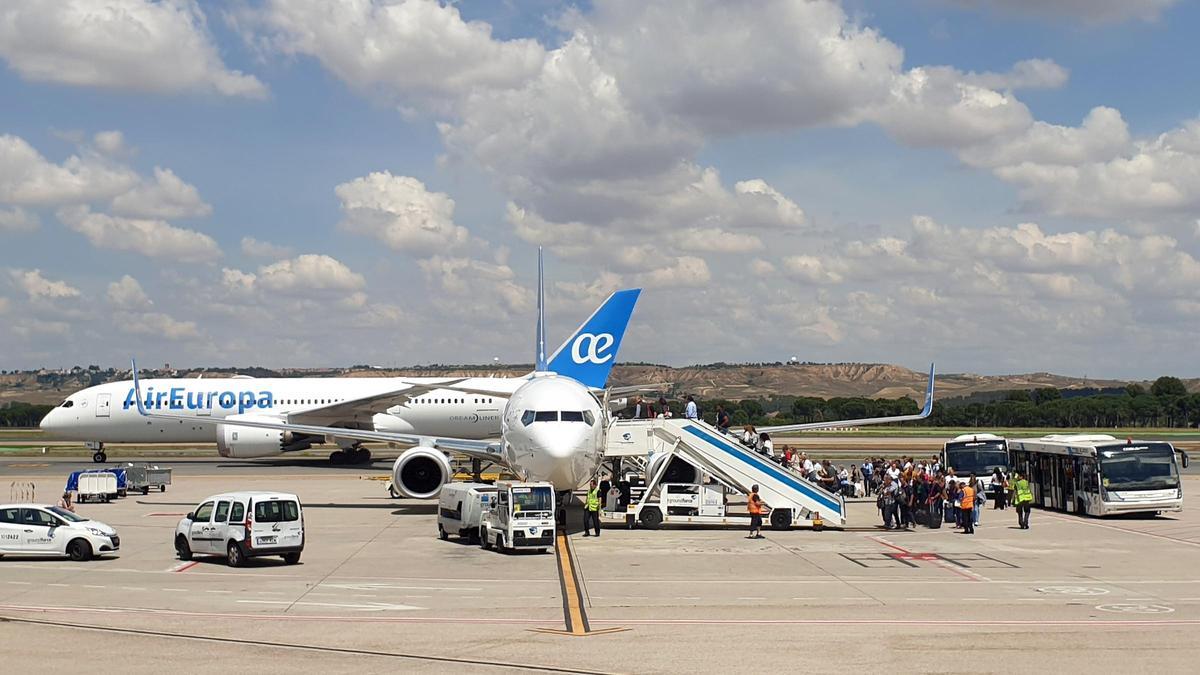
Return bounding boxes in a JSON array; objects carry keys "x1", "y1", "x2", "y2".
[
  {"x1": 173, "y1": 562, "x2": 198, "y2": 573},
  {"x1": 866, "y1": 536, "x2": 910, "y2": 554},
  {"x1": 867, "y1": 535, "x2": 983, "y2": 581}
]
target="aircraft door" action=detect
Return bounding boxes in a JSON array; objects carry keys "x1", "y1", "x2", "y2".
[{"x1": 96, "y1": 393, "x2": 111, "y2": 418}]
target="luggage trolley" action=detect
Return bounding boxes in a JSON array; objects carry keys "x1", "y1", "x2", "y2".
[{"x1": 124, "y1": 463, "x2": 172, "y2": 494}]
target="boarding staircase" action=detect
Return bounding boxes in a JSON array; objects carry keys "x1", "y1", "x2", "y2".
[{"x1": 607, "y1": 418, "x2": 847, "y2": 527}]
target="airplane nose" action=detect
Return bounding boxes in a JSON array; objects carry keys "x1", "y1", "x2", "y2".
[{"x1": 39, "y1": 408, "x2": 61, "y2": 438}]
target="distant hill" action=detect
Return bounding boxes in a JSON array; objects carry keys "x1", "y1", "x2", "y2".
[{"x1": 3, "y1": 362, "x2": 1194, "y2": 407}]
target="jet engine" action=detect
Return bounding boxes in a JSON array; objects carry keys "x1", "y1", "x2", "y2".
[
  {"x1": 216, "y1": 414, "x2": 314, "y2": 458},
  {"x1": 646, "y1": 452, "x2": 700, "y2": 485},
  {"x1": 390, "y1": 446, "x2": 453, "y2": 499}
]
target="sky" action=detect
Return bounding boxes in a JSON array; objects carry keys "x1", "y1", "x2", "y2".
[{"x1": 2, "y1": 0, "x2": 1199, "y2": 379}]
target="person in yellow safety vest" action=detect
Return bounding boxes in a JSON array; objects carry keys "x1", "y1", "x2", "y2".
[
  {"x1": 960, "y1": 476, "x2": 976, "y2": 535},
  {"x1": 583, "y1": 479, "x2": 602, "y2": 537},
  {"x1": 1012, "y1": 472, "x2": 1034, "y2": 530},
  {"x1": 747, "y1": 484, "x2": 767, "y2": 539}
]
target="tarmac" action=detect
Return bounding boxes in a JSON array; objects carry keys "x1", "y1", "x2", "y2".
[{"x1": 2, "y1": 461, "x2": 1200, "y2": 673}]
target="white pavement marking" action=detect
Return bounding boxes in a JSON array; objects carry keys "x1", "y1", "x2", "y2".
[
  {"x1": 6, "y1": 581, "x2": 31, "y2": 585},
  {"x1": 236, "y1": 600, "x2": 423, "y2": 612},
  {"x1": 321, "y1": 583, "x2": 484, "y2": 592}
]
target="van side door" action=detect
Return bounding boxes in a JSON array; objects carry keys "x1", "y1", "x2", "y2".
[
  {"x1": 228, "y1": 500, "x2": 246, "y2": 547},
  {"x1": 210, "y1": 500, "x2": 231, "y2": 552},
  {"x1": 189, "y1": 501, "x2": 215, "y2": 554}
]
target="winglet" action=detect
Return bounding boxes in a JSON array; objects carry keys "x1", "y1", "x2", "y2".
[
  {"x1": 920, "y1": 362, "x2": 936, "y2": 417},
  {"x1": 130, "y1": 358, "x2": 148, "y2": 416}
]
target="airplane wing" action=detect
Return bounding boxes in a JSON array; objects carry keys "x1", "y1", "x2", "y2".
[
  {"x1": 129, "y1": 361, "x2": 506, "y2": 463},
  {"x1": 603, "y1": 383, "x2": 673, "y2": 396},
  {"x1": 284, "y1": 378, "x2": 468, "y2": 425},
  {"x1": 757, "y1": 363, "x2": 935, "y2": 434}
]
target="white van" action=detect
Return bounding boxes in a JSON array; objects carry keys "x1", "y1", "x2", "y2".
[
  {"x1": 175, "y1": 492, "x2": 303, "y2": 567},
  {"x1": 0, "y1": 504, "x2": 119, "y2": 561},
  {"x1": 437, "y1": 482, "x2": 497, "y2": 543}
]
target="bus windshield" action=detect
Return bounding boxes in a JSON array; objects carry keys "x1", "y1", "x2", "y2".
[
  {"x1": 1099, "y1": 444, "x2": 1179, "y2": 491},
  {"x1": 511, "y1": 486, "x2": 554, "y2": 517},
  {"x1": 944, "y1": 442, "x2": 1009, "y2": 475}
]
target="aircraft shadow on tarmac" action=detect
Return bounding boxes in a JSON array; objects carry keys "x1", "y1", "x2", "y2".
[
  {"x1": 134, "y1": 500, "x2": 413, "y2": 511},
  {"x1": 215, "y1": 458, "x2": 389, "y2": 471}
]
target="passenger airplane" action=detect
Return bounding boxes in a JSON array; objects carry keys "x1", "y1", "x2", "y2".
[
  {"x1": 40, "y1": 261, "x2": 639, "y2": 480},
  {"x1": 127, "y1": 254, "x2": 635, "y2": 499}
]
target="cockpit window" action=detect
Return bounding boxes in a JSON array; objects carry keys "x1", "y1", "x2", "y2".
[
  {"x1": 521, "y1": 410, "x2": 535, "y2": 426},
  {"x1": 583, "y1": 411, "x2": 595, "y2": 426},
  {"x1": 534, "y1": 411, "x2": 558, "y2": 422},
  {"x1": 560, "y1": 411, "x2": 584, "y2": 422},
  {"x1": 60, "y1": 399, "x2": 74, "y2": 408}
]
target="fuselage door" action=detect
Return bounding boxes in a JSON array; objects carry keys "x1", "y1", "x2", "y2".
[{"x1": 96, "y1": 393, "x2": 111, "y2": 418}]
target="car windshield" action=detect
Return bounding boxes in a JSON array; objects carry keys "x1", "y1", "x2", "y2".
[
  {"x1": 945, "y1": 443, "x2": 1009, "y2": 475},
  {"x1": 48, "y1": 506, "x2": 86, "y2": 522},
  {"x1": 511, "y1": 486, "x2": 554, "y2": 516},
  {"x1": 1099, "y1": 444, "x2": 1179, "y2": 491}
]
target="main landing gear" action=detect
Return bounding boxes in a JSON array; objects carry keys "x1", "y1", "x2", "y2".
[
  {"x1": 329, "y1": 447, "x2": 372, "y2": 465},
  {"x1": 88, "y1": 441, "x2": 106, "y2": 463}
]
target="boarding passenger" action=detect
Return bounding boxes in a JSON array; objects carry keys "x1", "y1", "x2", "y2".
[
  {"x1": 741, "y1": 425, "x2": 758, "y2": 450},
  {"x1": 860, "y1": 459, "x2": 873, "y2": 496},
  {"x1": 716, "y1": 405, "x2": 731, "y2": 434},
  {"x1": 684, "y1": 395, "x2": 699, "y2": 420},
  {"x1": 1012, "y1": 472, "x2": 1033, "y2": 529},
  {"x1": 992, "y1": 468, "x2": 1008, "y2": 510},
  {"x1": 747, "y1": 484, "x2": 766, "y2": 539},
  {"x1": 972, "y1": 475, "x2": 985, "y2": 526},
  {"x1": 960, "y1": 476, "x2": 976, "y2": 535},
  {"x1": 879, "y1": 476, "x2": 898, "y2": 529},
  {"x1": 583, "y1": 479, "x2": 602, "y2": 537},
  {"x1": 658, "y1": 397, "x2": 670, "y2": 418},
  {"x1": 759, "y1": 432, "x2": 774, "y2": 458}
]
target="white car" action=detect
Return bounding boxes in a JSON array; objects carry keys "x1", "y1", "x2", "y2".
[
  {"x1": 0, "y1": 504, "x2": 119, "y2": 561},
  {"x1": 175, "y1": 491, "x2": 304, "y2": 567}
]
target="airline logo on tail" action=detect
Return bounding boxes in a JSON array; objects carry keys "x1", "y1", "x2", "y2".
[{"x1": 547, "y1": 288, "x2": 640, "y2": 389}]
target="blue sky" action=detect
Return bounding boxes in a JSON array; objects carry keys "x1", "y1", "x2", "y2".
[{"x1": 2, "y1": 0, "x2": 1199, "y2": 379}]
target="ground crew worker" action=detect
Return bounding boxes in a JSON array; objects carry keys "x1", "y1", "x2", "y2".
[
  {"x1": 583, "y1": 479, "x2": 602, "y2": 537},
  {"x1": 960, "y1": 475, "x2": 976, "y2": 535},
  {"x1": 747, "y1": 484, "x2": 766, "y2": 539},
  {"x1": 1012, "y1": 471, "x2": 1034, "y2": 529}
]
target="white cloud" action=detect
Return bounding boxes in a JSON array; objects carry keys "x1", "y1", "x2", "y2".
[
  {"x1": 111, "y1": 167, "x2": 212, "y2": 219},
  {"x1": 0, "y1": 296, "x2": 9, "y2": 314},
  {"x1": 634, "y1": 256, "x2": 711, "y2": 288},
  {"x1": 0, "y1": 0, "x2": 266, "y2": 98},
  {"x1": 418, "y1": 255, "x2": 530, "y2": 315},
  {"x1": 247, "y1": 0, "x2": 541, "y2": 108},
  {"x1": 224, "y1": 254, "x2": 366, "y2": 297},
  {"x1": 57, "y1": 205, "x2": 222, "y2": 263},
  {"x1": 8, "y1": 268, "x2": 81, "y2": 300},
  {"x1": 0, "y1": 133, "x2": 138, "y2": 205},
  {"x1": 240, "y1": 236, "x2": 293, "y2": 259},
  {"x1": 782, "y1": 255, "x2": 844, "y2": 284},
  {"x1": 0, "y1": 206, "x2": 40, "y2": 232},
  {"x1": 335, "y1": 172, "x2": 470, "y2": 254},
  {"x1": 92, "y1": 130, "x2": 130, "y2": 157},
  {"x1": 960, "y1": 58, "x2": 1069, "y2": 91},
  {"x1": 117, "y1": 311, "x2": 199, "y2": 340},
  {"x1": 106, "y1": 275, "x2": 152, "y2": 309}
]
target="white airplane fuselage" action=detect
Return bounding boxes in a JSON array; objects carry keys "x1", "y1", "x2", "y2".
[
  {"x1": 498, "y1": 374, "x2": 606, "y2": 492},
  {"x1": 39, "y1": 377, "x2": 515, "y2": 445}
]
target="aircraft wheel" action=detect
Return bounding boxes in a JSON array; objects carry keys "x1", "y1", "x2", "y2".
[
  {"x1": 329, "y1": 450, "x2": 345, "y2": 465},
  {"x1": 355, "y1": 448, "x2": 372, "y2": 464},
  {"x1": 92, "y1": 452, "x2": 106, "y2": 463}
]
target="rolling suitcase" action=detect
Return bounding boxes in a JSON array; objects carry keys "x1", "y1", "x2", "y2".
[{"x1": 928, "y1": 507, "x2": 942, "y2": 529}]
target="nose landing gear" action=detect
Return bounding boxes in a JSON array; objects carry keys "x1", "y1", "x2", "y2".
[{"x1": 87, "y1": 441, "x2": 106, "y2": 463}]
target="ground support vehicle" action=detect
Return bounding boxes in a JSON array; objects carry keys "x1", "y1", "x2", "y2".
[
  {"x1": 123, "y1": 463, "x2": 172, "y2": 494},
  {"x1": 438, "y1": 482, "x2": 497, "y2": 542},
  {"x1": 175, "y1": 492, "x2": 304, "y2": 566},
  {"x1": 66, "y1": 470, "x2": 118, "y2": 503},
  {"x1": 478, "y1": 481, "x2": 555, "y2": 553},
  {"x1": 0, "y1": 504, "x2": 119, "y2": 561}
]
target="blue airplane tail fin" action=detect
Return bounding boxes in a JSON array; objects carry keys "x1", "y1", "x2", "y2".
[{"x1": 546, "y1": 288, "x2": 641, "y2": 389}]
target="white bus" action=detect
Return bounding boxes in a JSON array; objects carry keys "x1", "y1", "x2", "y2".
[
  {"x1": 941, "y1": 433, "x2": 1010, "y2": 499},
  {"x1": 1009, "y1": 434, "x2": 1187, "y2": 516}
]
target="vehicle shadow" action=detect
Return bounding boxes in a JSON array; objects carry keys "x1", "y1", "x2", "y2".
[{"x1": 186, "y1": 554, "x2": 293, "y2": 568}]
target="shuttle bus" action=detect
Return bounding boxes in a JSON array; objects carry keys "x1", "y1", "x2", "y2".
[
  {"x1": 941, "y1": 433, "x2": 1010, "y2": 499},
  {"x1": 1008, "y1": 434, "x2": 1186, "y2": 516}
]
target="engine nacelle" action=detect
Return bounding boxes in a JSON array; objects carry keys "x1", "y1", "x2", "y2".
[
  {"x1": 216, "y1": 414, "x2": 311, "y2": 458},
  {"x1": 390, "y1": 446, "x2": 452, "y2": 499},
  {"x1": 647, "y1": 452, "x2": 701, "y2": 485}
]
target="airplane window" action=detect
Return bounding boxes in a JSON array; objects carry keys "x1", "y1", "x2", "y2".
[
  {"x1": 534, "y1": 411, "x2": 558, "y2": 422},
  {"x1": 521, "y1": 410, "x2": 535, "y2": 426},
  {"x1": 561, "y1": 411, "x2": 585, "y2": 422}
]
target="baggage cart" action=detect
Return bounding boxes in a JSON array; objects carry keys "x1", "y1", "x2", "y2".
[
  {"x1": 124, "y1": 463, "x2": 172, "y2": 494},
  {"x1": 67, "y1": 470, "x2": 119, "y2": 503}
]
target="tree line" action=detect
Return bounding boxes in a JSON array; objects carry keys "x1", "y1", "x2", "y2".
[
  {"x1": 689, "y1": 376, "x2": 1200, "y2": 429},
  {"x1": 0, "y1": 402, "x2": 54, "y2": 428}
]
